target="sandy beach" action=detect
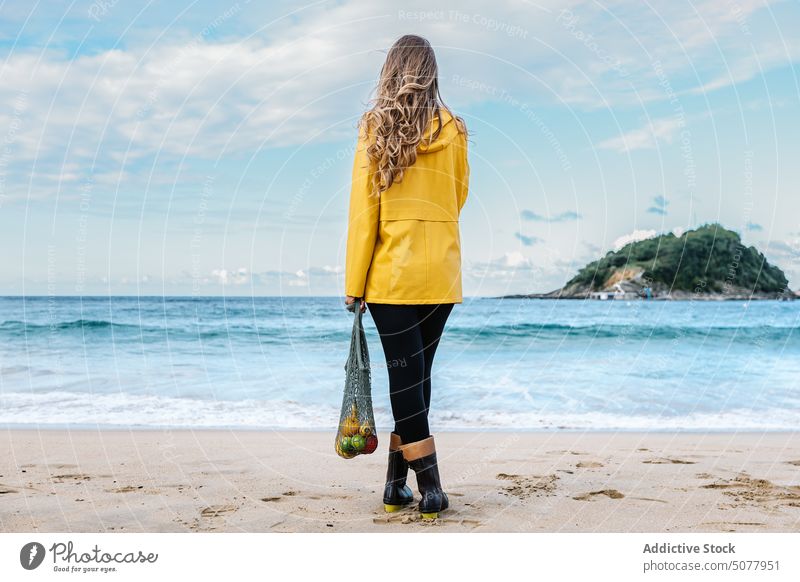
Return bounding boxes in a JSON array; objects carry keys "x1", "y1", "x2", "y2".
[{"x1": 1, "y1": 429, "x2": 799, "y2": 533}]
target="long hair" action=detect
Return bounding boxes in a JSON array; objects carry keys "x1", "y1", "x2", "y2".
[{"x1": 359, "y1": 34, "x2": 467, "y2": 197}]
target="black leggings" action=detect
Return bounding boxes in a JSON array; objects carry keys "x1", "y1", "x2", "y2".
[{"x1": 367, "y1": 302, "x2": 454, "y2": 445}]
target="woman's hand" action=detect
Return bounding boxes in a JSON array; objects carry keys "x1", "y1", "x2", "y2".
[{"x1": 345, "y1": 295, "x2": 366, "y2": 313}]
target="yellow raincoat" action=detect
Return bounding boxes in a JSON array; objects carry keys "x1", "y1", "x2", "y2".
[{"x1": 344, "y1": 109, "x2": 470, "y2": 304}]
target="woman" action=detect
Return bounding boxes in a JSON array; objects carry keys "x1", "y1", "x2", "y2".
[{"x1": 343, "y1": 34, "x2": 470, "y2": 520}]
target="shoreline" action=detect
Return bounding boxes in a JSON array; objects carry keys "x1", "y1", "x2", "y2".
[
  {"x1": 2, "y1": 424, "x2": 800, "y2": 433},
  {"x1": 2, "y1": 429, "x2": 799, "y2": 532}
]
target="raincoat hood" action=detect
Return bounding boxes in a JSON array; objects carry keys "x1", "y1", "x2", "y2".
[{"x1": 417, "y1": 109, "x2": 460, "y2": 153}]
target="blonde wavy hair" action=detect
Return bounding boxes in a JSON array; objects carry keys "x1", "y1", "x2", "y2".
[{"x1": 359, "y1": 34, "x2": 467, "y2": 197}]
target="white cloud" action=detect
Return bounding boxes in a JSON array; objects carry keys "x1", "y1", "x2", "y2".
[
  {"x1": 762, "y1": 238, "x2": 800, "y2": 290},
  {"x1": 503, "y1": 251, "x2": 530, "y2": 268},
  {"x1": 0, "y1": 0, "x2": 793, "y2": 207},
  {"x1": 690, "y1": 39, "x2": 800, "y2": 94},
  {"x1": 597, "y1": 117, "x2": 683, "y2": 153},
  {"x1": 211, "y1": 267, "x2": 249, "y2": 285},
  {"x1": 763, "y1": 239, "x2": 800, "y2": 261},
  {"x1": 465, "y1": 251, "x2": 537, "y2": 279},
  {"x1": 288, "y1": 269, "x2": 309, "y2": 287},
  {"x1": 613, "y1": 229, "x2": 657, "y2": 250}
]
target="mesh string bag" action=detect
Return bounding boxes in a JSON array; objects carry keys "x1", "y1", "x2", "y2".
[{"x1": 335, "y1": 302, "x2": 378, "y2": 459}]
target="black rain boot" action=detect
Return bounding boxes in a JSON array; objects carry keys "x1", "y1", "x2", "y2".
[
  {"x1": 383, "y1": 432, "x2": 414, "y2": 512},
  {"x1": 398, "y1": 435, "x2": 449, "y2": 519}
]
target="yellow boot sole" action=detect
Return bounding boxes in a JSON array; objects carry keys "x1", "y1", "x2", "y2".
[
  {"x1": 383, "y1": 504, "x2": 404, "y2": 513},
  {"x1": 420, "y1": 512, "x2": 439, "y2": 520}
]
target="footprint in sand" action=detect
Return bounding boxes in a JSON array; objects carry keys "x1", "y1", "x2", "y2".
[
  {"x1": 576, "y1": 461, "x2": 604, "y2": 469},
  {"x1": 496, "y1": 473, "x2": 558, "y2": 500},
  {"x1": 260, "y1": 490, "x2": 298, "y2": 503},
  {"x1": 109, "y1": 485, "x2": 144, "y2": 493},
  {"x1": 417, "y1": 516, "x2": 479, "y2": 528},
  {"x1": 200, "y1": 504, "x2": 237, "y2": 517},
  {"x1": 373, "y1": 510, "x2": 479, "y2": 528},
  {"x1": 786, "y1": 460, "x2": 800, "y2": 467},
  {"x1": 700, "y1": 472, "x2": 800, "y2": 508},
  {"x1": 51, "y1": 473, "x2": 92, "y2": 483},
  {"x1": 1, "y1": 481, "x2": 42, "y2": 493},
  {"x1": 373, "y1": 509, "x2": 419, "y2": 526},
  {"x1": 643, "y1": 458, "x2": 696, "y2": 465},
  {"x1": 572, "y1": 489, "x2": 625, "y2": 501}
]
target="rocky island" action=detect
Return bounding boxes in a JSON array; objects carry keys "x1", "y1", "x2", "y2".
[{"x1": 503, "y1": 223, "x2": 796, "y2": 300}]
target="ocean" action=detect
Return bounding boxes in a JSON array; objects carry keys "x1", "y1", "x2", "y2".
[{"x1": 1, "y1": 296, "x2": 798, "y2": 431}]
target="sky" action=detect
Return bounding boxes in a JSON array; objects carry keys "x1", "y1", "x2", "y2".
[{"x1": 0, "y1": 0, "x2": 798, "y2": 296}]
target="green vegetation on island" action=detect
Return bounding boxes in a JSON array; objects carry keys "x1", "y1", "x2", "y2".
[{"x1": 508, "y1": 223, "x2": 794, "y2": 300}]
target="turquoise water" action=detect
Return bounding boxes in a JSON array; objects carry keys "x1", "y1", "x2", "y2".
[{"x1": 1, "y1": 296, "x2": 798, "y2": 430}]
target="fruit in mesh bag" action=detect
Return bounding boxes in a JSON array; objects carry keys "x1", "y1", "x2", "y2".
[
  {"x1": 363, "y1": 434, "x2": 378, "y2": 454},
  {"x1": 342, "y1": 403, "x2": 361, "y2": 437},
  {"x1": 350, "y1": 434, "x2": 366, "y2": 451},
  {"x1": 336, "y1": 435, "x2": 356, "y2": 459},
  {"x1": 359, "y1": 425, "x2": 372, "y2": 437}
]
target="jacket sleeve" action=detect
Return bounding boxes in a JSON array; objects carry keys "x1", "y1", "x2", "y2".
[
  {"x1": 344, "y1": 124, "x2": 380, "y2": 298},
  {"x1": 455, "y1": 131, "x2": 470, "y2": 213}
]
